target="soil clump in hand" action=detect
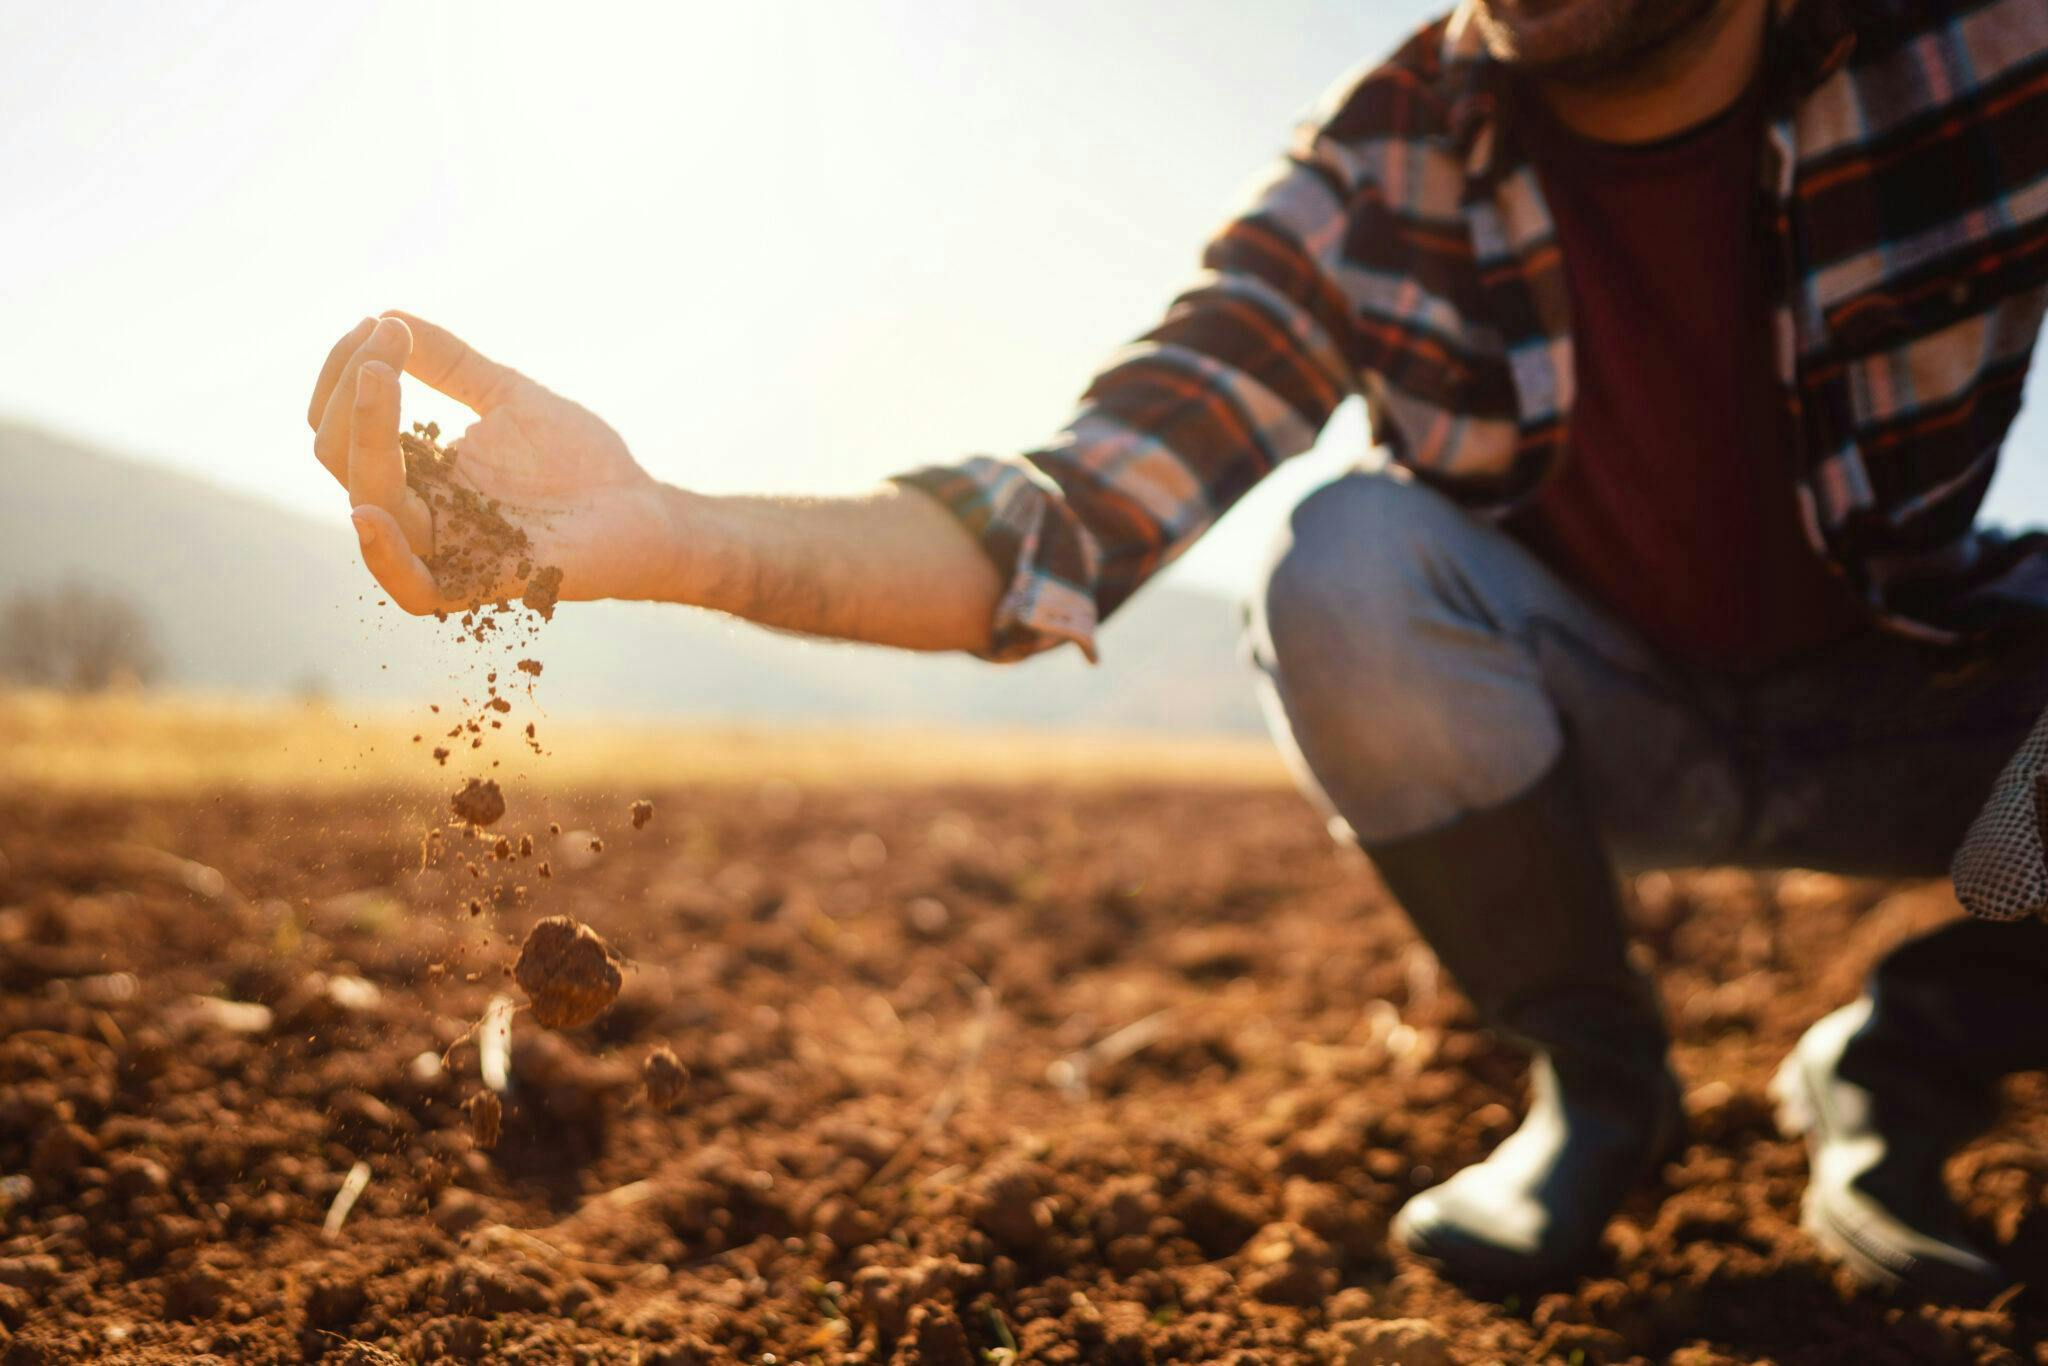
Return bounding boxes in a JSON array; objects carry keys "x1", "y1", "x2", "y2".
[
  {"x1": 399, "y1": 422, "x2": 563, "y2": 612},
  {"x1": 450, "y1": 778, "x2": 506, "y2": 828},
  {"x1": 520, "y1": 566, "x2": 564, "y2": 621},
  {"x1": 514, "y1": 916, "x2": 623, "y2": 1029}
]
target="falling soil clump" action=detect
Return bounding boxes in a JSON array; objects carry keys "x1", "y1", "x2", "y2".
[
  {"x1": 464, "y1": 1090, "x2": 503, "y2": 1150},
  {"x1": 513, "y1": 915, "x2": 623, "y2": 1029},
  {"x1": 630, "y1": 799, "x2": 655, "y2": 830},
  {"x1": 521, "y1": 566, "x2": 564, "y2": 621},
  {"x1": 450, "y1": 777, "x2": 506, "y2": 828},
  {"x1": 643, "y1": 1046, "x2": 688, "y2": 1110}
]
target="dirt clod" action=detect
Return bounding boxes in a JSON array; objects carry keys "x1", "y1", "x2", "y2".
[
  {"x1": 450, "y1": 778, "x2": 505, "y2": 828},
  {"x1": 630, "y1": 799, "x2": 654, "y2": 830},
  {"x1": 1323, "y1": 1317, "x2": 1453, "y2": 1366},
  {"x1": 521, "y1": 566, "x2": 564, "y2": 620},
  {"x1": 513, "y1": 915, "x2": 623, "y2": 1029},
  {"x1": 642, "y1": 1046, "x2": 687, "y2": 1110},
  {"x1": 464, "y1": 1090, "x2": 503, "y2": 1150}
]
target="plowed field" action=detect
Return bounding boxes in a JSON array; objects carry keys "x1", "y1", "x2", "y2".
[{"x1": 2, "y1": 782, "x2": 2043, "y2": 1363}]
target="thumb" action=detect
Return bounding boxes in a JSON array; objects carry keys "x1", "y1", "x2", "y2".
[{"x1": 352, "y1": 504, "x2": 447, "y2": 615}]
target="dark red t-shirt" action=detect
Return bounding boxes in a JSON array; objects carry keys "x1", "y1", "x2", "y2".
[{"x1": 1507, "y1": 81, "x2": 1866, "y2": 674}]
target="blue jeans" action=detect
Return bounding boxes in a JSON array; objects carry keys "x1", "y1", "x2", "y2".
[{"x1": 1245, "y1": 471, "x2": 2048, "y2": 877}]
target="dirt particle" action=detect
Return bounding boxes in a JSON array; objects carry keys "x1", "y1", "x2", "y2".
[
  {"x1": 514, "y1": 916, "x2": 623, "y2": 1029},
  {"x1": 1240, "y1": 1221, "x2": 1338, "y2": 1306},
  {"x1": 1322, "y1": 1317, "x2": 1452, "y2": 1366},
  {"x1": 431, "y1": 746, "x2": 450, "y2": 766},
  {"x1": 643, "y1": 1046, "x2": 687, "y2": 1110},
  {"x1": 909, "y1": 1305, "x2": 974, "y2": 1366},
  {"x1": 516, "y1": 659, "x2": 543, "y2": 677},
  {"x1": 465, "y1": 1091, "x2": 502, "y2": 1150},
  {"x1": 587, "y1": 837, "x2": 604, "y2": 854},
  {"x1": 630, "y1": 800, "x2": 654, "y2": 830},
  {"x1": 162, "y1": 1265, "x2": 232, "y2": 1321},
  {"x1": 450, "y1": 778, "x2": 505, "y2": 828}
]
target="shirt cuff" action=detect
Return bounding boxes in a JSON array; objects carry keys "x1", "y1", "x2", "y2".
[{"x1": 890, "y1": 458, "x2": 1102, "y2": 663}]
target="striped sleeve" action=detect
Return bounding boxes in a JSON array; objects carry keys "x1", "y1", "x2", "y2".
[{"x1": 893, "y1": 118, "x2": 1365, "y2": 662}]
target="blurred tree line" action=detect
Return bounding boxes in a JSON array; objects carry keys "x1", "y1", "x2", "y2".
[{"x1": 0, "y1": 582, "x2": 161, "y2": 691}]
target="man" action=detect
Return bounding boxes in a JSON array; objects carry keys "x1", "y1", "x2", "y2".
[{"x1": 311, "y1": 0, "x2": 2048, "y2": 1297}]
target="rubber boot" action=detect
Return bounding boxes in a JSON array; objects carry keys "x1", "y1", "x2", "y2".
[
  {"x1": 1772, "y1": 915, "x2": 2048, "y2": 1300},
  {"x1": 1373, "y1": 752, "x2": 1684, "y2": 1284}
]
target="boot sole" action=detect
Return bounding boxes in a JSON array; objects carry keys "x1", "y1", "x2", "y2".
[{"x1": 1769, "y1": 1046, "x2": 2003, "y2": 1302}]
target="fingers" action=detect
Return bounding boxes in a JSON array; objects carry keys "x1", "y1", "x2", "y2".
[
  {"x1": 308, "y1": 317, "x2": 375, "y2": 430},
  {"x1": 351, "y1": 504, "x2": 449, "y2": 615},
  {"x1": 312, "y1": 316, "x2": 413, "y2": 485},
  {"x1": 348, "y1": 362, "x2": 408, "y2": 513},
  {"x1": 384, "y1": 311, "x2": 523, "y2": 413}
]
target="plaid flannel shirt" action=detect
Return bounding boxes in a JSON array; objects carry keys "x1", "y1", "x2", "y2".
[{"x1": 894, "y1": 0, "x2": 2048, "y2": 662}]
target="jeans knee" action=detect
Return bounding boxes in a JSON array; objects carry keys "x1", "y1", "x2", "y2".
[
  {"x1": 1245, "y1": 472, "x2": 1562, "y2": 842},
  {"x1": 1247, "y1": 473, "x2": 1455, "y2": 684}
]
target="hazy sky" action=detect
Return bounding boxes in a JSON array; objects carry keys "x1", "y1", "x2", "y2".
[{"x1": 4, "y1": 0, "x2": 2043, "y2": 601}]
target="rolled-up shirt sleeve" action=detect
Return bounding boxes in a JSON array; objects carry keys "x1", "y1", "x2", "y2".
[{"x1": 892, "y1": 114, "x2": 1365, "y2": 663}]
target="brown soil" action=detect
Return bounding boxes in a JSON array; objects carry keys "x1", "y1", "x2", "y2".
[
  {"x1": 1, "y1": 786, "x2": 2043, "y2": 1364},
  {"x1": 464, "y1": 1092, "x2": 503, "y2": 1152},
  {"x1": 449, "y1": 779, "x2": 505, "y2": 830},
  {"x1": 642, "y1": 1047, "x2": 688, "y2": 1113},
  {"x1": 513, "y1": 916, "x2": 623, "y2": 1030},
  {"x1": 398, "y1": 424, "x2": 561, "y2": 616},
  {"x1": 630, "y1": 801, "x2": 654, "y2": 832},
  {"x1": 519, "y1": 568, "x2": 563, "y2": 623}
]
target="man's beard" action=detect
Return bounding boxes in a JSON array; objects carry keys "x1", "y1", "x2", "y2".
[{"x1": 1470, "y1": 0, "x2": 1731, "y2": 86}]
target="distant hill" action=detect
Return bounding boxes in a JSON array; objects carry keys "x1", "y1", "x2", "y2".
[{"x1": 0, "y1": 420, "x2": 1270, "y2": 734}]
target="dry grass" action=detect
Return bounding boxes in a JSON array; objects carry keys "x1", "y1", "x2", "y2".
[{"x1": 0, "y1": 690, "x2": 1290, "y2": 796}]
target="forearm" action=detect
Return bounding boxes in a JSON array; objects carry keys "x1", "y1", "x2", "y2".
[{"x1": 645, "y1": 482, "x2": 1003, "y2": 654}]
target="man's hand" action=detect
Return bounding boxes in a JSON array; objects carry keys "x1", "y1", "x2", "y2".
[
  {"x1": 307, "y1": 312, "x2": 679, "y2": 613},
  {"x1": 309, "y1": 310, "x2": 1004, "y2": 652}
]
